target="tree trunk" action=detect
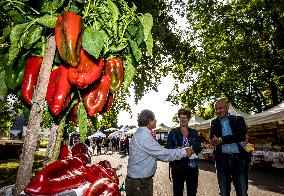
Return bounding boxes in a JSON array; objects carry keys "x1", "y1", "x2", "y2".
[
  {"x1": 13, "y1": 36, "x2": 56, "y2": 196},
  {"x1": 43, "y1": 123, "x2": 60, "y2": 167}
]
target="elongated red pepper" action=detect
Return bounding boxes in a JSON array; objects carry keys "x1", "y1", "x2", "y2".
[
  {"x1": 84, "y1": 178, "x2": 120, "y2": 196},
  {"x1": 82, "y1": 75, "x2": 111, "y2": 117},
  {"x1": 98, "y1": 160, "x2": 112, "y2": 169},
  {"x1": 99, "y1": 93, "x2": 114, "y2": 114},
  {"x1": 68, "y1": 49, "x2": 104, "y2": 88},
  {"x1": 21, "y1": 56, "x2": 42, "y2": 105},
  {"x1": 46, "y1": 65, "x2": 72, "y2": 115},
  {"x1": 98, "y1": 160, "x2": 119, "y2": 185},
  {"x1": 66, "y1": 102, "x2": 80, "y2": 123},
  {"x1": 59, "y1": 143, "x2": 71, "y2": 160},
  {"x1": 105, "y1": 57, "x2": 124, "y2": 93},
  {"x1": 86, "y1": 164, "x2": 112, "y2": 183},
  {"x1": 55, "y1": 11, "x2": 83, "y2": 67},
  {"x1": 71, "y1": 143, "x2": 91, "y2": 165},
  {"x1": 24, "y1": 157, "x2": 87, "y2": 195}
]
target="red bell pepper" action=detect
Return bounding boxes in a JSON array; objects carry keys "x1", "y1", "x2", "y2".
[
  {"x1": 68, "y1": 49, "x2": 104, "y2": 88},
  {"x1": 24, "y1": 157, "x2": 87, "y2": 195},
  {"x1": 21, "y1": 56, "x2": 42, "y2": 105},
  {"x1": 82, "y1": 75, "x2": 111, "y2": 117},
  {"x1": 84, "y1": 178, "x2": 120, "y2": 196},
  {"x1": 99, "y1": 93, "x2": 114, "y2": 114},
  {"x1": 66, "y1": 102, "x2": 80, "y2": 123},
  {"x1": 105, "y1": 57, "x2": 124, "y2": 93},
  {"x1": 59, "y1": 143, "x2": 71, "y2": 160},
  {"x1": 98, "y1": 160, "x2": 119, "y2": 185},
  {"x1": 98, "y1": 160, "x2": 112, "y2": 169},
  {"x1": 46, "y1": 65, "x2": 72, "y2": 115},
  {"x1": 71, "y1": 143, "x2": 91, "y2": 165},
  {"x1": 86, "y1": 164, "x2": 112, "y2": 183},
  {"x1": 55, "y1": 11, "x2": 83, "y2": 67}
]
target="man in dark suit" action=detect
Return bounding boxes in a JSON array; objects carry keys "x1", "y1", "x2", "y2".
[{"x1": 210, "y1": 99, "x2": 250, "y2": 196}]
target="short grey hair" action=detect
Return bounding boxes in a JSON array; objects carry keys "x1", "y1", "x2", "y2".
[{"x1": 137, "y1": 109, "x2": 155, "y2": 127}]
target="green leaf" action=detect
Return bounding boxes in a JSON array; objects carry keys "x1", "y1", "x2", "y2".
[
  {"x1": 78, "y1": 102, "x2": 88, "y2": 142},
  {"x1": 82, "y1": 27, "x2": 105, "y2": 59},
  {"x1": 0, "y1": 70, "x2": 7, "y2": 102},
  {"x1": 110, "y1": 43, "x2": 127, "y2": 53},
  {"x1": 129, "y1": 39, "x2": 142, "y2": 62},
  {"x1": 145, "y1": 32, "x2": 153, "y2": 57},
  {"x1": 127, "y1": 24, "x2": 138, "y2": 37},
  {"x1": 139, "y1": 13, "x2": 153, "y2": 42},
  {"x1": 41, "y1": 0, "x2": 64, "y2": 13},
  {"x1": 124, "y1": 55, "x2": 136, "y2": 90},
  {"x1": 22, "y1": 25, "x2": 43, "y2": 49},
  {"x1": 37, "y1": 15, "x2": 58, "y2": 28},
  {"x1": 8, "y1": 23, "x2": 30, "y2": 65},
  {"x1": 135, "y1": 25, "x2": 144, "y2": 46},
  {"x1": 107, "y1": 0, "x2": 119, "y2": 37}
]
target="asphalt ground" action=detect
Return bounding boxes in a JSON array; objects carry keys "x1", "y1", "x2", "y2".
[{"x1": 91, "y1": 150, "x2": 284, "y2": 196}]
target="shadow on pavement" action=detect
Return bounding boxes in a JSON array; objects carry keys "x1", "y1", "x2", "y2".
[
  {"x1": 248, "y1": 166, "x2": 284, "y2": 194},
  {"x1": 199, "y1": 160, "x2": 216, "y2": 172},
  {"x1": 199, "y1": 160, "x2": 284, "y2": 194},
  {"x1": 117, "y1": 151, "x2": 128, "y2": 158}
]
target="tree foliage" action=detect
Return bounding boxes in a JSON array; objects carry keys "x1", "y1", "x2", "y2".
[{"x1": 167, "y1": 0, "x2": 284, "y2": 118}]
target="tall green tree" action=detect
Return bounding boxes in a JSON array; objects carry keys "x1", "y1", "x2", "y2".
[{"x1": 167, "y1": 0, "x2": 284, "y2": 117}]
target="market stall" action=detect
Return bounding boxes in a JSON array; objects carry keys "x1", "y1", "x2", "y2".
[{"x1": 189, "y1": 102, "x2": 284, "y2": 168}]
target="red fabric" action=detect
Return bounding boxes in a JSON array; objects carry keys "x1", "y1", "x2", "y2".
[{"x1": 149, "y1": 128, "x2": 156, "y2": 140}]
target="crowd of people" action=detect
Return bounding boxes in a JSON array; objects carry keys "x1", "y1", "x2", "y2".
[{"x1": 84, "y1": 135, "x2": 130, "y2": 156}]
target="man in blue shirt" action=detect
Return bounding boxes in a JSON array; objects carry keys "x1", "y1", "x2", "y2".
[{"x1": 210, "y1": 99, "x2": 250, "y2": 196}]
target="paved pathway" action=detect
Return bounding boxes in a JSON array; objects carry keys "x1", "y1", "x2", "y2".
[{"x1": 92, "y1": 151, "x2": 284, "y2": 196}]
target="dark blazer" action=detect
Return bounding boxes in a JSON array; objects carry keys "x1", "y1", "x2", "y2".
[
  {"x1": 209, "y1": 115, "x2": 250, "y2": 161},
  {"x1": 166, "y1": 127, "x2": 202, "y2": 169}
]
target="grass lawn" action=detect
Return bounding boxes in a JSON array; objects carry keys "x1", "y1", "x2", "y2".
[{"x1": 0, "y1": 150, "x2": 45, "y2": 188}]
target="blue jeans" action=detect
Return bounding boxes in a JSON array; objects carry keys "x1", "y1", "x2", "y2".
[{"x1": 215, "y1": 154, "x2": 249, "y2": 196}]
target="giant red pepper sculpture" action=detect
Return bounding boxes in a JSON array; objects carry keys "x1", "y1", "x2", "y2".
[
  {"x1": 21, "y1": 56, "x2": 42, "y2": 105},
  {"x1": 86, "y1": 164, "x2": 113, "y2": 183},
  {"x1": 46, "y1": 65, "x2": 72, "y2": 115},
  {"x1": 68, "y1": 49, "x2": 104, "y2": 88},
  {"x1": 105, "y1": 57, "x2": 124, "y2": 93},
  {"x1": 82, "y1": 75, "x2": 111, "y2": 117},
  {"x1": 55, "y1": 11, "x2": 83, "y2": 67},
  {"x1": 24, "y1": 157, "x2": 87, "y2": 195},
  {"x1": 84, "y1": 178, "x2": 120, "y2": 196},
  {"x1": 71, "y1": 143, "x2": 91, "y2": 165},
  {"x1": 98, "y1": 160, "x2": 119, "y2": 185}
]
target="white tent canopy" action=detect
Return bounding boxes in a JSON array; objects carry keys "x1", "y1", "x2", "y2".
[
  {"x1": 125, "y1": 128, "x2": 137, "y2": 136},
  {"x1": 228, "y1": 105, "x2": 250, "y2": 117},
  {"x1": 189, "y1": 102, "x2": 284, "y2": 130},
  {"x1": 189, "y1": 115, "x2": 205, "y2": 125},
  {"x1": 246, "y1": 101, "x2": 284, "y2": 126},
  {"x1": 91, "y1": 131, "x2": 106, "y2": 138}
]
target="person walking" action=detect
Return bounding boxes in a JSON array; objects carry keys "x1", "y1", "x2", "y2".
[
  {"x1": 210, "y1": 98, "x2": 250, "y2": 196},
  {"x1": 125, "y1": 109, "x2": 194, "y2": 196},
  {"x1": 96, "y1": 136, "x2": 102, "y2": 155},
  {"x1": 124, "y1": 136, "x2": 129, "y2": 155},
  {"x1": 166, "y1": 108, "x2": 202, "y2": 196}
]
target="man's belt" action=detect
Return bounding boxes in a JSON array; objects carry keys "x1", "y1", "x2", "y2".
[
  {"x1": 126, "y1": 175, "x2": 153, "y2": 180},
  {"x1": 224, "y1": 153, "x2": 240, "y2": 158}
]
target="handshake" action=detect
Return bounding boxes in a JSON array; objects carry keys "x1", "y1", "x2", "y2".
[{"x1": 184, "y1": 146, "x2": 194, "y2": 157}]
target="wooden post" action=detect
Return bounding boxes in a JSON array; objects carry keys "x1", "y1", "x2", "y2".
[{"x1": 13, "y1": 36, "x2": 56, "y2": 195}]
